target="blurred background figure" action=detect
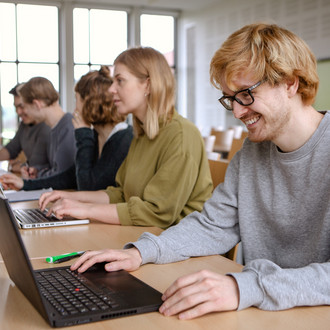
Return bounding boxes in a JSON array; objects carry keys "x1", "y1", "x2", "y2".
[
  {"x1": 0, "y1": 83, "x2": 50, "y2": 173},
  {"x1": 0, "y1": 77, "x2": 76, "y2": 189},
  {"x1": 0, "y1": 67, "x2": 133, "y2": 191}
]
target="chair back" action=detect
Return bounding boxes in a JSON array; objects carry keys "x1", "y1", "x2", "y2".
[
  {"x1": 241, "y1": 131, "x2": 249, "y2": 139},
  {"x1": 229, "y1": 125, "x2": 243, "y2": 139},
  {"x1": 210, "y1": 129, "x2": 234, "y2": 153},
  {"x1": 203, "y1": 135, "x2": 216, "y2": 153},
  {"x1": 208, "y1": 159, "x2": 229, "y2": 189},
  {"x1": 207, "y1": 151, "x2": 221, "y2": 161}
]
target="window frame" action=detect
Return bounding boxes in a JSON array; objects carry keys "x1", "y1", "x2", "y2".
[
  {"x1": 0, "y1": 0, "x2": 62, "y2": 137},
  {"x1": 0, "y1": 0, "x2": 179, "y2": 136}
]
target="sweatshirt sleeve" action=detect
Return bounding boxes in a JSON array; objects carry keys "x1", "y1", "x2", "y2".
[
  {"x1": 118, "y1": 151, "x2": 203, "y2": 228},
  {"x1": 22, "y1": 165, "x2": 77, "y2": 190},
  {"x1": 230, "y1": 258, "x2": 330, "y2": 310},
  {"x1": 127, "y1": 208, "x2": 240, "y2": 264},
  {"x1": 124, "y1": 158, "x2": 241, "y2": 258}
]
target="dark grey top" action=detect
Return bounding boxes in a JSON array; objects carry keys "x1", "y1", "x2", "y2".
[
  {"x1": 5, "y1": 121, "x2": 50, "y2": 169},
  {"x1": 37, "y1": 113, "x2": 76, "y2": 178},
  {"x1": 23, "y1": 125, "x2": 133, "y2": 191}
]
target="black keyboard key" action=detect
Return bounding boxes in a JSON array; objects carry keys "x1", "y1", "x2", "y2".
[{"x1": 36, "y1": 269, "x2": 119, "y2": 315}]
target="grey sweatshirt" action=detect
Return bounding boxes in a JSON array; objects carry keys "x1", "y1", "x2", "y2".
[
  {"x1": 129, "y1": 111, "x2": 330, "y2": 311},
  {"x1": 37, "y1": 113, "x2": 76, "y2": 178}
]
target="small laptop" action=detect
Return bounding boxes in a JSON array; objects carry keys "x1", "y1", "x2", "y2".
[
  {"x1": 0, "y1": 185, "x2": 89, "y2": 229},
  {"x1": 13, "y1": 208, "x2": 90, "y2": 229},
  {"x1": 0, "y1": 196, "x2": 162, "y2": 327}
]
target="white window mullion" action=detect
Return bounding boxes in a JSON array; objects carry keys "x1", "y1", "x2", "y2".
[
  {"x1": 128, "y1": 7, "x2": 141, "y2": 48},
  {"x1": 59, "y1": 1, "x2": 75, "y2": 113}
]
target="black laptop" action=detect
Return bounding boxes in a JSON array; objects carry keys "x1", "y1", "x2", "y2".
[{"x1": 0, "y1": 196, "x2": 162, "y2": 327}]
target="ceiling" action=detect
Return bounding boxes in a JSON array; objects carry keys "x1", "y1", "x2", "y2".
[{"x1": 75, "y1": 0, "x2": 220, "y2": 12}]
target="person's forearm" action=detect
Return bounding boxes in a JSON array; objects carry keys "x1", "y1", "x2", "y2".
[
  {"x1": 87, "y1": 203, "x2": 120, "y2": 224},
  {"x1": 75, "y1": 190, "x2": 109, "y2": 204}
]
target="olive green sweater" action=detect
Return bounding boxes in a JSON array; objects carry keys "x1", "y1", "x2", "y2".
[{"x1": 105, "y1": 111, "x2": 213, "y2": 229}]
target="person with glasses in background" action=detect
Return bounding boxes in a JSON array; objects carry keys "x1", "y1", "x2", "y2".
[
  {"x1": 0, "y1": 67, "x2": 133, "y2": 191},
  {"x1": 69, "y1": 23, "x2": 329, "y2": 319},
  {"x1": 0, "y1": 83, "x2": 50, "y2": 173},
  {"x1": 39, "y1": 47, "x2": 213, "y2": 229}
]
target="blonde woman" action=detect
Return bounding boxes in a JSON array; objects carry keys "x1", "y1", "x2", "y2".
[{"x1": 39, "y1": 47, "x2": 213, "y2": 229}]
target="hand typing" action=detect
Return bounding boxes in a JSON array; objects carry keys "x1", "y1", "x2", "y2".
[
  {"x1": 44, "y1": 198, "x2": 90, "y2": 220},
  {"x1": 39, "y1": 190, "x2": 75, "y2": 211}
]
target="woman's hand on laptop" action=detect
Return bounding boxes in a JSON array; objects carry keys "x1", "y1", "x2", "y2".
[
  {"x1": 70, "y1": 248, "x2": 143, "y2": 273},
  {"x1": 39, "y1": 190, "x2": 106, "y2": 211},
  {"x1": 45, "y1": 198, "x2": 91, "y2": 220},
  {"x1": 39, "y1": 190, "x2": 75, "y2": 211}
]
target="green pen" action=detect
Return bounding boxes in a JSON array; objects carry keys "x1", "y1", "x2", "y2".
[{"x1": 46, "y1": 251, "x2": 85, "y2": 264}]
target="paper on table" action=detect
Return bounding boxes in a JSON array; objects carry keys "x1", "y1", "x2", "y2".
[
  {"x1": 0, "y1": 169, "x2": 9, "y2": 176},
  {"x1": 4, "y1": 188, "x2": 53, "y2": 202}
]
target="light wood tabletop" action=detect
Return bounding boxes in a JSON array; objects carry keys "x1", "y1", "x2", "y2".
[{"x1": 0, "y1": 200, "x2": 329, "y2": 329}]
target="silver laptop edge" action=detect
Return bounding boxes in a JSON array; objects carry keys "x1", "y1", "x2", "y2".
[
  {"x1": 17, "y1": 217, "x2": 90, "y2": 229},
  {"x1": 0, "y1": 184, "x2": 89, "y2": 228}
]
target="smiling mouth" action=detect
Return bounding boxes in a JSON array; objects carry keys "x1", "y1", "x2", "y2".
[{"x1": 244, "y1": 115, "x2": 261, "y2": 127}]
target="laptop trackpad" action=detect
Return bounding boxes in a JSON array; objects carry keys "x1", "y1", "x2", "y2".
[
  {"x1": 80, "y1": 263, "x2": 161, "y2": 306},
  {"x1": 83, "y1": 264, "x2": 149, "y2": 292}
]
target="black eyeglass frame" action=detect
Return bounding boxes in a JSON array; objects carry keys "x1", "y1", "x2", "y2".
[{"x1": 218, "y1": 80, "x2": 263, "y2": 111}]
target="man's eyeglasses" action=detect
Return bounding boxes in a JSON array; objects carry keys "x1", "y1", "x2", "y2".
[{"x1": 218, "y1": 81, "x2": 263, "y2": 111}]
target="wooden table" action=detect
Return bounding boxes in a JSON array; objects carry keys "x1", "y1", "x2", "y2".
[{"x1": 0, "y1": 201, "x2": 329, "y2": 329}]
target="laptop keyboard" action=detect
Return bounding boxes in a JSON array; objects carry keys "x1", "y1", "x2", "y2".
[
  {"x1": 36, "y1": 269, "x2": 120, "y2": 316},
  {"x1": 13, "y1": 209, "x2": 57, "y2": 224}
]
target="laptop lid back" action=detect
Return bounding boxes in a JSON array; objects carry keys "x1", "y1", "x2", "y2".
[{"x1": 0, "y1": 196, "x2": 50, "y2": 323}]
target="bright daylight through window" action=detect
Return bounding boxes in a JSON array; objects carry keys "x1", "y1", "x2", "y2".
[
  {"x1": 0, "y1": 3, "x2": 58, "y2": 142},
  {"x1": 0, "y1": 2, "x2": 176, "y2": 143}
]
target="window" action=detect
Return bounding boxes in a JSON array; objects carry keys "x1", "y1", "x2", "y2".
[
  {"x1": 0, "y1": 2, "x2": 58, "y2": 141},
  {"x1": 73, "y1": 8, "x2": 127, "y2": 81},
  {"x1": 140, "y1": 14, "x2": 175, "y2": 68},
  {"x1": 0, "y1": 1, "x2": 178, "y2": 144}
]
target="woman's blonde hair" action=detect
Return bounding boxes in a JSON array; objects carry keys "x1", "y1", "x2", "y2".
[
  {"x1": 75, "y1": 66, "x2": 125, "y2": 126},
  {"x1": 114, "y1": 47, "x2": 175, "y2": 139},
  {"x1": 18, "y1": 77, "x2": 59, "y2": 106},
  {"x1": 210, "y1": 23, "x2": 319, "y2": 105}
]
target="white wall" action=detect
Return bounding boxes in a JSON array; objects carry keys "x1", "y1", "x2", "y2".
[{"x1": 177, "y1": 0, "x2": 330, "y2": 135}]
